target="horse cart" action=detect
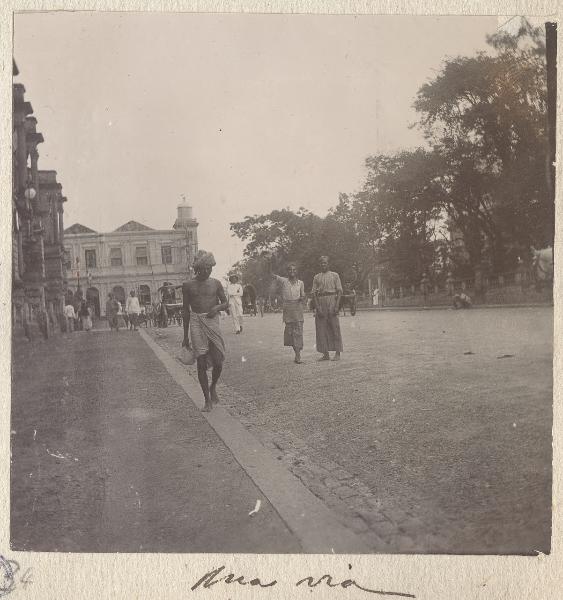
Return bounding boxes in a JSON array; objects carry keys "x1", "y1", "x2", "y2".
[{"x1": 339, "y1": 288, "x2": 357, "y2": 316}]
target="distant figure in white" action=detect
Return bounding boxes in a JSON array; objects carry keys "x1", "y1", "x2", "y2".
[
  {"x1": 531, "y1": 246, "x2": 554, "y2": 288},
  {"x1": 126, "y1": 290, "x2": 141, "y2": 331},
  {"x1": 227, "y1": 274, "x2": 244, "y2": 334},
  {"x1": 453, "y1": 292, "x2": 472, "y2": 309},
  {"x1": 372, "y1": 288, "x2": 380, "y2": 307},
  {"x1": 64, "y1": 302, "x2": 76, "y2": 333}
]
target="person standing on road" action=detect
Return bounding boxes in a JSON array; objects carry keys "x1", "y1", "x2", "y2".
[
  {"x1": 79, "y1": 300, "x2": 93, "y2": 331},
  {"x1": 256, "y1": 295, "x2": 265, "y2": 317},
  {"x1": 227, "y1": 274, "x2": 244, "y2": 334},
  {"x1": 312, "y1": 256, "x2": 343, "y2": 361},
  {"x1": 182, "y1": 250, "x2": 229, "y2": 412},
  {"x1": 106, "y1": 293, "x2": 120, "y2": 331},
  {"x1": 272, "y1": 263, "x2": 306, "y2": 364},
  {"x1": 64, "y1": 302, "x2": 76, "y2": 333},
  {"x1": 126, "y1": 290, "x2": 141, "y2": 331},
  {"x1": 372, "y1": 287, "x2": 380, "y2": 307}
]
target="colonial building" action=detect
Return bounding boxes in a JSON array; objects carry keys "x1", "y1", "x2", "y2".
[
  {"x1": 12, "y1": 61, "x2": 68, "y2": 339},
  {"x1": 63, "y1": 203, "x2": 198, "y2": 316}
]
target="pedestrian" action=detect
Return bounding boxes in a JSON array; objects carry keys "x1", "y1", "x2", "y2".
[
  {"x1": 372, "y1": 287, "x2": 380, "y2": 307},
  {"x1": 272, "y1": 262, "x2": 306, "y2": 364},
  {"x1": 182, "y1": 250, "x2": 228, "y2": 412},
  {"x1": 139, "y1": 306, "x2": 148, "y2": 327},
  {"x1": 64, "y1": 301, "x2": 76, "y2": 333},
  {"x1": 453, "y1": 292, "x2": 472, "y2": 309},
  {"x1": 106, "y1": 293, "x2": 120, "y2": 331},
  {"x1": 79, "y1": 300, "x2": 93, "y2": 331},
  {"x1": 256, "y1": 295, "x2": 265, "y2": 317},
  {"x1": 126, "y1": 290, "x2": 141, "y2": 331},
  {"x1": 312, "y1": 256, "x2": 343, "y2": 361},
  {"x1": 116, "y1": 300, "x2": 127, "y2": 330},
  {"x1": 227, "y1": 274, "x2": 244, "y2": 334}
]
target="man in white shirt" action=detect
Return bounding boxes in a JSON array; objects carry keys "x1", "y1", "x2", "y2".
[
  {"x1": 63, "y1": 302, "x2": 76, "y2": 333},
  {"x1": 227, "y1": 274, "x2": 244, "y2": 334},
  {"x1": 125, "y1": 290, "x2": 141, "y2": 331}
]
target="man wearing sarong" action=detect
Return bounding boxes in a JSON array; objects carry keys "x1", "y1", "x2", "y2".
[
  {"x1": 227, "y1": 274, "x2": 244, "y2": 334},
  {"x1": 106, "y1": 293, "x2": 120, "y2": 331},
  {"x1": 182, "y1": 250, "x2": 228, "y2": 412},
  {"x1": 312, "y1": 256, "x2": 343, "y2": 361},
  {"x1": 272, "y1": 263, "x2": 306, "y2": 364}
]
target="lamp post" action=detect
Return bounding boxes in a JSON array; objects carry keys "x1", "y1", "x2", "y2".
[
  {"x1": 76, "y1": 256, "x2": 81, "y2": 293},
  {"x1": 23, "y1": 183, "x2": 36, "y2": 202},
  {"x1": 23, "y1": 180, "x2": 36, "y2": 239}
]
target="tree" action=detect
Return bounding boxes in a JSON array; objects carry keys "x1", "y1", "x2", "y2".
[
  {"x1": 339, "y1": 149, "x2": 446, "y2": 286},
  {"x1": 231, "y1": 20, "x2": 551, "y2": 292},
  {"x1": 413, "y1": 18, "x2": 550, "y2": 274},
  {"x1": 230, "y1": 206, "x2": 366, "y2": 291},
  {"x1": 230, "y1": 208, "x2": 325, "y2": 289}
]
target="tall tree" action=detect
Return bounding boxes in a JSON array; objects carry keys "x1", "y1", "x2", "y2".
[{"x1": 414, "y1": 18, "x2": 550, "y2": 273}]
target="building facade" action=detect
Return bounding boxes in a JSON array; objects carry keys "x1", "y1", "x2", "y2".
[
  {"x1": 63, "y1": 204, "x2": 198, "y2": 316},
  {"x1": 12, "y1": 61, "x2": 68, "y2": 339}
]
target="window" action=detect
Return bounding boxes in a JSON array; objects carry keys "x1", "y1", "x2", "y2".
[
  {"x1": 136, "y1": 246, "x2": 148, "y2": 266},
  {"x1": 110, "y1": 247, "x2": 123, "y2": 267},
  {"x1": 161, "y1": 245, "x2": 172, "y2": 264},
  {"x1": 64, "y1": 247, "x2": 72, "y2": 270},
  {"x1": 85, "y1": 249, "x2": 97, "y2": 269},
  {"x1": 139, "y1": 285, "x2": 151, "y2": 305}
]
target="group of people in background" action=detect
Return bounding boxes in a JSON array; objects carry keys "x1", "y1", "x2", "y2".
[
  {"x1": 63, "y1": 298, "x2": 93, "y2": 333},
  {"x1": 105, "y1": 289, "x2": 143, "y2": 332}
]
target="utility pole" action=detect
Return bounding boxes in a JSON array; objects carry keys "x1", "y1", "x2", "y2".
[{"x1": 545, "y1": 22, "x2": 556, "y2": 254}]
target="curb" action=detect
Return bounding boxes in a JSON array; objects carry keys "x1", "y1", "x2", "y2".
[{"x1": 139, "y1": 328, "x2": 371, "y2": 554}]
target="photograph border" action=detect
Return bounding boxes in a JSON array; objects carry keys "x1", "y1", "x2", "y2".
[{"x1": 1, "y1": 1, "x2": 560, "y2": 598}]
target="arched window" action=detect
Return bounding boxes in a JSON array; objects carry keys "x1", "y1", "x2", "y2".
[
  {"x1": 139, "y1": 284, "x2": 151, "y2": 305},
  {"x1": 86, "y1": 287, "x2": 100, "y2": 317}
]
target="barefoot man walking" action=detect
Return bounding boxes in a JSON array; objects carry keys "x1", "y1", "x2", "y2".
[
  {"x1": 182, "y1": 250, "x2": 229, "y2": 412},
  {"x1": 312, "y1": 256, "x2": 343, "y2": 361}
]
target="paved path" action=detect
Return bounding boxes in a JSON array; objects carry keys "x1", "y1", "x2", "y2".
[
  {"x1": 148, "y1": 307, "x2": 553, "y2": 554},
  {"x1": 11, "y1": 330, "x2": 301, "y2": 553}
]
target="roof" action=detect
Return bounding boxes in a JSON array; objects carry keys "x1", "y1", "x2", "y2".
[
  {"x1": 64, "y1": 223, "x2": 97, "y2": 234},
  {"x1": 114, "y1": 220, "x2": 154, "y2": 232}
]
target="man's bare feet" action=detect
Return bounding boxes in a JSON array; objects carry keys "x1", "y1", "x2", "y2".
[
  {"x1": 210, "y1": 385, "x2": 220, "y2": 404},
  {"x1": 318, "y1": 354, "x2": 330, "y2": 361}
]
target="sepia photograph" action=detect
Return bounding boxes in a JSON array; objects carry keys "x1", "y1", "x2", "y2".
[{"x1": 9, "y1": 10, "x2": 554, "y2": 562}]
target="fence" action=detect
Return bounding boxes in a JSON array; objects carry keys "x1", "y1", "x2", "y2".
[{"x1": 359, "y1": 267, "x2": 552, "y2": 308}]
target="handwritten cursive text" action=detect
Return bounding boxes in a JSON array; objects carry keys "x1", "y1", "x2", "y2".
[
  {"x1": 191, "y1": 566, "x2": 277, "y2": 591},
  {"x1": 190, "y1": 564, "x2": 414, "y2": 597}
]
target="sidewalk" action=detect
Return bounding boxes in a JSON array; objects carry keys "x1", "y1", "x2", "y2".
[{"x1": 10, "y1": 330, "x2": 301, "y2": 553}]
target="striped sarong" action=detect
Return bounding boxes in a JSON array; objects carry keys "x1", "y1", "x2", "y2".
[{"x1": 189, "y1": 312, "x2": 226, "y2": 369}]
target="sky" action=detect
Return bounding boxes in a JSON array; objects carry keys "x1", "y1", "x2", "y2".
[{"x1": 14, "y1": 12, "x2": 501, "y2": 277}]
